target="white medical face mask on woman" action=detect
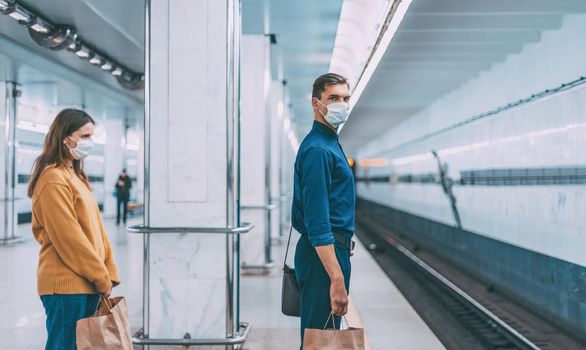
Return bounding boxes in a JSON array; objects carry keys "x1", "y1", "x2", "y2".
[
  {"x1": 67, "y1": 137, "x2": 94, "y2": 160},
  {"x1": 315, "y1": 98, "x2": 350, "y2": 128}
]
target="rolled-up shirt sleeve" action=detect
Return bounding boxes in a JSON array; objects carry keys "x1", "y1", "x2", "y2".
[{"x1": 301, "y1": 146, "x2": 335, "y2": 247}]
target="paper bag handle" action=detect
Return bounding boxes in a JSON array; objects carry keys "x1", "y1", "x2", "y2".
[
  {"x1": 94, "y1": 296, "x2": 113, "y2": 314},
  {"x1": 323, "y1": 312, "x2": 350, "y2": 330}
]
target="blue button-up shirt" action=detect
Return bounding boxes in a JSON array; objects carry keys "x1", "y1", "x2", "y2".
[{"x1": 292, "y1": 121, "x2": 356, "y2": 247}]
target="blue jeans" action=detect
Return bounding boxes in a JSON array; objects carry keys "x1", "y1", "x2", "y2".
[
  {"x1": 40, "y1": 294, "x2": 100, "y2": 350},
  {"x1": 295, "y1": 235, "x2": 351, "y2": 347}
]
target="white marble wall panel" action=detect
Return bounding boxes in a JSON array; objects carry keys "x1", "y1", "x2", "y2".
[
  {"x1": 355, "y1": 13, "x2": 586, "y2": 267},
  {"x1": 0, "y1": 81, "x2": 6, "y2": 235},
  {"x1": 168, "y1": 50, "x2": 208, "y2": 127},
  {"x1": 147, "y1": 0, "x2": 230, "y2": 340},
  {"x1": 168, "y1": 125, "x2": 208, "y2": 202},
  {"x1": 240, "y1": 35, "x2": 269, "y2": 265}
]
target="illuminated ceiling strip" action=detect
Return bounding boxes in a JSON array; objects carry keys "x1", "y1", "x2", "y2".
[{"x1": 337, "y1": 0, "x2": 413, "y2": 133}]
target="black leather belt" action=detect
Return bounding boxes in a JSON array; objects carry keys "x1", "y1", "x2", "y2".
[{"x1": 333, "y1": 232, "x2": 355, "y2": 251}]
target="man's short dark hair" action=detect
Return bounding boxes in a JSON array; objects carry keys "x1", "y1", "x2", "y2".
[{"x1": 312, "y1": 73, "x2": 349, "y2": 100}]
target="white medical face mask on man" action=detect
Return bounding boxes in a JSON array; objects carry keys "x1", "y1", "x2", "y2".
[
  {"x1": 67, "y1": 137, "x2": 94, "y2": 160},
  {"x1": 315, "y1": 98, "x2": 350, "y2": 128}
]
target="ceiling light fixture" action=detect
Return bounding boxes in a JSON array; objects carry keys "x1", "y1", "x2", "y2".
[
  {"x1": 8, "y1": 5, "x2": 32, "y2": 23},
  {"x1": 111, "y1": 67, "x2": 123, "y2": 76},
  {"x1": 0, "y1": 0, "x2": 144, "y2": 90},
  {"x1": 100, "y1": 62, "x2": 114, "y2": 71},
  {"x1": 0, "y1": 0, "x2": 13, "y2": 12},
  {"x1": 29, "y1": 20, "x2": 52, "y2": 34},
  {"x1": 74, "y1": 46, "x2": 93, "y2": 60},
  {"x1": 29, "y1": 24, "x2": 75, "y2": 50},
  {"x1": 89, "y1": 55, "x2": 105, "y2": 65}
]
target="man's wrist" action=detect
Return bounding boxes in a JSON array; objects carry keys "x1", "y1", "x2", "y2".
[{"x1": 330, "y1": 273, "x2": 344, "y2": 283}]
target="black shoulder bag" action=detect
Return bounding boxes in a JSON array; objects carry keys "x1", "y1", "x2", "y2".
[{"x1": 281, "y1": 226, "x2": 300, "y2": 317}]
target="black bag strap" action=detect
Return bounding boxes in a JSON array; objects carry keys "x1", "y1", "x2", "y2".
[{"x1": 283, "y1": 226, "x2": 293, "y2": 268}]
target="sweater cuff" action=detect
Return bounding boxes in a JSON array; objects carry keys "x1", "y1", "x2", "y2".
[
  {"x1": 94, "y1": 277, "x2": 113, "y2": 293},
  {"x1": 106, "y1": 260, "x2": 121, "y2": 286}
]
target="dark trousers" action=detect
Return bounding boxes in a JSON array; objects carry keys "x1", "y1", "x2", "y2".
[
  {"x1": 116, "y1": 196, "x2": 129, "y2": 224},
  {"x1": 294, "y1": 235, "x2": 351, "y2": 348},
  {"x1": 40, "y1": 294, "x2": 100, "y2": 350}
]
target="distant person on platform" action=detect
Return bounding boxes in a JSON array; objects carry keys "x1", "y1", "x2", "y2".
[
  {"x1": 291, "y1": 73, "x2": 356, "y2": 346},
  {"x1": 115, "y1": 169, "x2": 132, "y2": 225}
]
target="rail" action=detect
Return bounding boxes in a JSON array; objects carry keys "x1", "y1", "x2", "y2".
[{"x1": 127, "y1": 222, "x2": 254, "y2": 235}]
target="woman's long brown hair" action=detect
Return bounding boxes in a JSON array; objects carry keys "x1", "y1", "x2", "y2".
[{"x1": 27, "y1": 109, "x2": 96, "y2": 198}]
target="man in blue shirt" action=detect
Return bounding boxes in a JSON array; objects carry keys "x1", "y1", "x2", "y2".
[{"x1": 292, "y1": 73, "x2": 356, "y2": 344}]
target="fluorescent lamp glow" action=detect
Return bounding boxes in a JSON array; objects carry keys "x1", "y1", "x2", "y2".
[
  {"x1": 100, "y1": 62, "x2": 113, "y2": 71},
  {"x1": 85, "y1": 155, "x2": 105, "y2": 162},
  {"x1": 17, "y1": 120, "x2": 49, "y2": 134},
  {"x1": 0, "y1": 0, "x2": 11, "y2": 11},
  {"x1": 8, "y1": 7, "x2": 32, "y2": 22},
  {"x1": 16, "y1": 147, "x2": 42, "y2": 156},
  {"x1": 75, "y1": 47, "x2": 92, "y2": 59},
  {"x1": 89, "y1": 56, "x2": 104, "y2": 65},
  {"x1": 90, "y1": 124, "x2": 108, "y2": 145},
  {"x1": 126, "y1": 131, "x2": 140, "y2": 151},
  {"x1": 283, "y1": 118, "x2": 290, "y2": 131},
  {"x1": 111, "y1": 67, "x2": 123, "y2": 76},
  {"x1": 126, "y1": 142, "x2": 139, "y2": 151},
  {"x1": 30, "y1": 22, "x2": 50, "y2": 34}
]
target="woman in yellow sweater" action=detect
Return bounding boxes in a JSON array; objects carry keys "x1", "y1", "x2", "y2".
[{"x1": 28, "y1": 109, "x2": 121, "y2": 350}]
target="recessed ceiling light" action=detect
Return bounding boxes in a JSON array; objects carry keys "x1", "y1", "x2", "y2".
[
  {"x1": 111, "y1": 67, "x2": 123, "y2": 76},
  {"x1": 29, "y1": 22, "x2": 50, "y2": 33},
  {"x1": 100, "y1": 62, "x2": 113, "y2": 71}
]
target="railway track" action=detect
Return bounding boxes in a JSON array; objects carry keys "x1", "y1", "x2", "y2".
[{"x1": 355, "y1": 206, "x2": 585, "y2": 350}]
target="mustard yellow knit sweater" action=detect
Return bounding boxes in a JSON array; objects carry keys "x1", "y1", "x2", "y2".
[{"x1": 32, "y1": 164, "x2": 120, "y2": 295}]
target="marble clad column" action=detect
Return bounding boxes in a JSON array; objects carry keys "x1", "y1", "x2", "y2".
[
  {"x1": 0, "y1": 81, "x2": 17, "y2": 242},
  {"x1": 147, "y1": 0, "x2": 232, "y2": 340},
  {"x1": 103, "y1": 119, "x2": 124, "y2": 218},
  {"x1": 281, "y1": 104, "x2": 296, "y2": 227},
  {"x1": 269, "y1": 81, "x2": 285, "y2": 238},
  {"x1": 0, "y1": 81, "x2": 7, "y2": 238},
  {"x1": 240, "y1": 35, "x2": 270, "y2": 266}
]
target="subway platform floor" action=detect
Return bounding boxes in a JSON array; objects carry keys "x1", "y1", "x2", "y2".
[{"x1": 0, "y1": 217, "x2": 443, "y2": 349}]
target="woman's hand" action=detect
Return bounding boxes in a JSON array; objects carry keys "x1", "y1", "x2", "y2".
[{"x1": 101, "y1": 286, "x2": 112, "y2": 299}]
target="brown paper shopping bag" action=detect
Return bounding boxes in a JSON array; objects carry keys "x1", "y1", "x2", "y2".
[
  {"x1": 76, "y1": 296, "x2": 133, "y2": 350},
  {"x1": 303, "y1": 313, "x2": 365, "y2": 350}
]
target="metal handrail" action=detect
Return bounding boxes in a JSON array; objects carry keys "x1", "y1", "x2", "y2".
[
  {"x1": 241, "y1": 203, "x2": 278, "y2": 210},
  {"x1": 0, "y1": 197, "x2": 25, "y2": 201},
  {"x1": 127, "y1": 222, "x2": 254, "y2": 235},
  {"x1": 132, "y1": 322, "x2": 251, "y2": 346}
]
